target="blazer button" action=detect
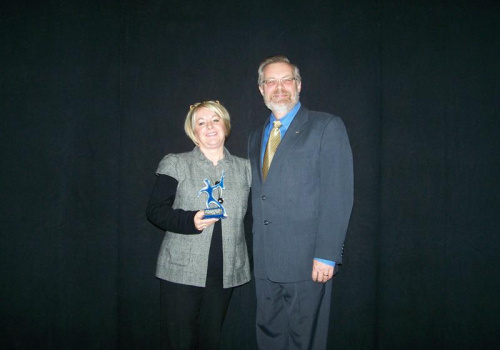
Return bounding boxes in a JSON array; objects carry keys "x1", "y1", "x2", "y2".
[
  {"x1": 264, "y1": 220, "x2": 270, "y2": 225},
  {"x1": 261, "y1": 195, "x2": 267, "y2": 200}
]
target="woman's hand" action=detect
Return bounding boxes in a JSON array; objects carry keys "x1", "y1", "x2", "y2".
[{"x1": 194, "y1": 210, "x2": 219, "y2": 231}]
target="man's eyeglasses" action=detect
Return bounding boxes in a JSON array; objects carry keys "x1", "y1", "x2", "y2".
[{"x1": 261, "y1": 77, "x2": 297, "y2": 88}]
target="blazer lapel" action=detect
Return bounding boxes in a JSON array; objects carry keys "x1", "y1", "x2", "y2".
[
  {"x1": 254, "y1": 106, "x2": 309, "y2": 182},
  {"x1": 251, "y1": 121, "x2": 267, "y2": 183},
  {"x1": 272, "y1": 106, "x2": 309, "y2": 162}
]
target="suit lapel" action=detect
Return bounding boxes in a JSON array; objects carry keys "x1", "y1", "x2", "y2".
[
  {"x1": 253, "y1": 106, "x2": 309, "y2": 182},
  {"x1": 251, "y1": 121, "x2": 267, "y2": 183},
  {"x1": 272, "y1": 106, "x2": 309, "y2": 162}
]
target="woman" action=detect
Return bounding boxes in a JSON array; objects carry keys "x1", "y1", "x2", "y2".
[{"x1": 146, "y1": 100, "x2": 251, "y2": 350}]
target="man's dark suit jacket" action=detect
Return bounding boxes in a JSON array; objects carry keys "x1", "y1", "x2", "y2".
[{"x1": 248, "y1": 105, "x2": 353, "y2": 283}]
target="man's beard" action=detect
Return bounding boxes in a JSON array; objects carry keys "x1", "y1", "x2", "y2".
[{"x1": 264, "y1": 92, "x2": 300, "y2": 114}]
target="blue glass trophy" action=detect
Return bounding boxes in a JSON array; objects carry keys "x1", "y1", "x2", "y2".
[{"x1": 198, "y1": 171, "x2": 227, "y2": 219}]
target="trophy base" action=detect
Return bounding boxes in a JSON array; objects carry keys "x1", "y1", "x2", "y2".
[{"x1": 203, "y1": 208, "x2": 226, "y2": 219}]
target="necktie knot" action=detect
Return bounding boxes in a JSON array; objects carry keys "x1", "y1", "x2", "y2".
[{"x1": 273, "y1": 121, "x2": 282, "y2": 129}]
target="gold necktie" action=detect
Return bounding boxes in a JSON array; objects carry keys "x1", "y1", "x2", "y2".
[{"x1": 262, "y1": 121, "x2": 282, "y2": 180}]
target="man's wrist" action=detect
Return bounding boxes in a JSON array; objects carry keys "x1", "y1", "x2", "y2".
[{"x1": 314, "y1": 258, "x2": 335, "y2": 267}]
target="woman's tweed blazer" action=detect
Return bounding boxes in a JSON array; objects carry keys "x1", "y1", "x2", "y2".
[{"x1": 155, "y1": 147, "x2": 251, "y2": 288}]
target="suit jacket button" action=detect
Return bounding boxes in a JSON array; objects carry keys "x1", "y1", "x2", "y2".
[
  {"x1": 261, "y1": 195, "x2": 266, "y2": 200},
  {"x1": 264, "y1": 220, "x2": 270, "y2": 225}
]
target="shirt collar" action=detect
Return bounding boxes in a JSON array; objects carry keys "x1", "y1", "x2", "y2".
[
  {"x1": 193, "y1": 146, "x2": 232, "y2": 165},
  {"x1": 269, "y1": 101, "x2": 301, "y2": 129}
]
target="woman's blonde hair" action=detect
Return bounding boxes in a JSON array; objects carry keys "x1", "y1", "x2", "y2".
[{"x1": 184, "y1": 100, "x2": 231, "y2": 145}]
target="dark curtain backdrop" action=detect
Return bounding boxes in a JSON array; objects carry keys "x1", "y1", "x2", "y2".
[{"x1": 1, "y1": 1, "x2": 498, "y2": 349}]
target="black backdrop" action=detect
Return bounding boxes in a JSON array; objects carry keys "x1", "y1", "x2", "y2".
[{"x1": 1, "y1": 1, "x2": 499, "y2": 349}]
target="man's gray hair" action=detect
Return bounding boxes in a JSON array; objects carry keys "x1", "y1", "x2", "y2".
[{"x1": 257, "y1": 55, "x2": 301, "y2": 85}]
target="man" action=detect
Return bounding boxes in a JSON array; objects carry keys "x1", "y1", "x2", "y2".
[{"x1": 248, "y1": 55, "x2": 353, "y2": 350}]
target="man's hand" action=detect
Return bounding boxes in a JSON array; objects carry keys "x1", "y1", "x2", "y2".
[{"x1": 312, "y1": 259, "x2": 334, "y2": 283}]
